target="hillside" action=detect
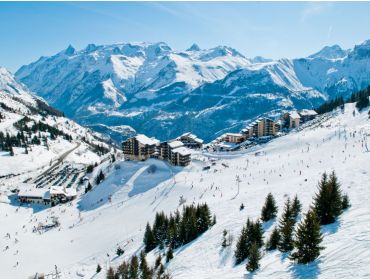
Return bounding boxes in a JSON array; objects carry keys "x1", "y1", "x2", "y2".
[
  {"x1": 0, "y1": 66, "x2": 114, "y2": 190},
  {"x1": 1, "y1": 101, "x2": 369, "y2": 278},
  {"x1": 15, "y1": 40, "x2": 370, "y2": 142}
]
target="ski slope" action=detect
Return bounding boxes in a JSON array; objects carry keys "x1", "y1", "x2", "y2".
[{"x1": 0, "y1": 103, "x2": 369, "y2": 278}]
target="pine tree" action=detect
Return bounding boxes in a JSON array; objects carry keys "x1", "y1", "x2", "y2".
[
  {"x1": 291, "y1": 195, "x2": 302, "y2": 220},
  {"x1": 96, "y1": 264, "x2": 102, "y2": 274},
  {"x1": 314, "y1": 171, "x2": 343, "y2": 225},
  {"x1": 222, "y1": 229, "x2": 228, "y2": 248},
  {"x1": 140, "y1": 251, "x2": 152, "y2": 279},
  {"x1": 166, "y1": 246, "x2": 174, "y2": 263},
  {"x1": 278, "y1": 198, "x2": 295, "y2": 252},
  {"x1": 144, "y1": 222, "x2": 156, "y2": 252},
  {"x1": 342, "y1": 193, "x2": 350, "y2": 210},
  {"x1": 261, "y1": 193, "x2": 278, "y2": 222},
  {"x1": 106, "y1": 267, "x2": 116, "y2": 279},
  {"x1": 9, "y1": 146, "x2": 14, "y2": 156},
  {"x1": 157, "y1": 264, "x2": 165, "y2": 279},
  {"x1": 266, "y1": 227, "x2": 280, "y2": 251},
  {"x1": 212, "y1": 214, "x2": 217, "y2": 226},
  {"x1": 235, "y1": 224, "x2": 248, "y2": 264},
  {"x1": 116, "y1": 246, "x2": 124, "y2": 256},
  {"x1": 246, "y1": 242, "x2": 261, "y2": 272},
  {"x1": 129, "y1": 255, "x2": 139, "y2": 279},
  {"x1": 155, "y1": 254, "x2": 162, "y2": 269},
  {"x1": 117, "y1": 261, "x2": 129, "y2": 279},
  {"x1": 290, "y1": 210, "x2": 324, "y2": 264}
]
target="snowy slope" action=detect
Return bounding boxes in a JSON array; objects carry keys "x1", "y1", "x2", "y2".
[
  {"x1": 0, "y1": 67, "x2": 113, "y2": 177},
  {"x1": 1, "y1": 102, "x2": 369, "y2": 278}
]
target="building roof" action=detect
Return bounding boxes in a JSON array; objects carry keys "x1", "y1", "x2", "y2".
[
  {"x1": 226, "y1": 133, "x2": 243, "y2": 137},
  {"x1": 299, "y1": 109, "x2": 318, "y2": 116},
  {"x1": 289, "y1": 111, "x2": 301, "y2": 119},
  {"x1": 179, "y1": 132, "x2": 204, "y2": 144},
  {"x1": 18, "y1": 187, "x2": 49, "y2": 199},
  {"x1": 50, "y1": 186, "x2": 77, "y2": 197},
  {"x1": 135, "y1": 134, "x2": 159, "y2": 146},
  {"x1": 172, "y1": 147, "x2": 191, "y2": 156},
  {"x1": 168, "y1": 140, "x2": 184, "y2": 149}
]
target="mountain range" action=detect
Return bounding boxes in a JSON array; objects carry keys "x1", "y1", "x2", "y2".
[{"x1": 15, "y1": 40, "x2": 370, "y2": 142}]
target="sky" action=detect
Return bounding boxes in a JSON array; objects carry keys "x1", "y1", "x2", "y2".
[{"x1": 1, "y1": 1, "x2": 370, "y2": 72}]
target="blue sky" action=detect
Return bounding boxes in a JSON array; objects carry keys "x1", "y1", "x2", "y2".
[{"x1": 1, "y1": 1, "x2": 370, "y2": 72}]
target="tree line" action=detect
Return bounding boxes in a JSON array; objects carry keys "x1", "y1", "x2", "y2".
[
  {"x1": 315, "y1": 85, "x2": 370, "y2": 114},
  {"x1": 144, "y1": 203, "x2": 215, "y2": 253}
]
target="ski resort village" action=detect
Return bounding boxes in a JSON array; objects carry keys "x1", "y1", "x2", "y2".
[
  {"x1": 0, "y1": 11, "x2": 370, "y2": 277},
  {"x1": 0, "y1": 61, "x2": 370, "y2": 279}
]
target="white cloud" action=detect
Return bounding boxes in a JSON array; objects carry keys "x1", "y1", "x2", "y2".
[{"x1": 300, "y1": 2, "x2": 333, "y2": 23}]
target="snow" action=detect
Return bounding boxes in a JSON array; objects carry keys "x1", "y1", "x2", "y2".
[
  {"x1": 289, "y1": 111, "x2": 301, "y2": 119},
  {"x1": 135, "y1": 134, "x2": 159, "y2": 146},
  {"x1": 1, "y1": 102, "x2": 369, "y2": 278},
  {"x1": 168, "y1": 140, "x2": 184, "y2": 149},
  {"x1": 171, "y1": 147, "x2": 191, "y2": 156}
]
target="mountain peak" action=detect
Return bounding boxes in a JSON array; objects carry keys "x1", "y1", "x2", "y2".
[
  {"x1": 308, "y1": 44, "x2": 348, "y2": 60},
  {"x1": 85, "y1": 43, "x2": 97, "y2": 53},
  {"x1": 64, "y1": 44, "x2": 76, "y2": 56},
  {"x1": 186, "y1": 43, "x2": 201, "y2": 52}
]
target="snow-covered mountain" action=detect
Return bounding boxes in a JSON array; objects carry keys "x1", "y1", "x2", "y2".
[
  {"x1": 16, "y1": 40, "x2": 370, "y2": 142},
  {"x1": 0, "y1": 67, "x2": 113, "y2": 176}
]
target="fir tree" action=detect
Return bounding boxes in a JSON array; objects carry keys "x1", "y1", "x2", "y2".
[
  {"x1": 9, "y1": 146, "x2": 14, "y2": 156},
  {"x1": 235, "y1": 223, "x2": 248, "y2": 264},
  {"x1": 314, "y1": 171, "x2": 343, "y2": 225},
  {"x1": 106, "y1": 267, "x2": 116, "y2": 279},
  {"x1": 290, "y1": 210, "x2": 324, "y2": 264},
  {"x1": 222, "y1": 229, "x2": 228, "y2": 248},
  {"x1": 261, "y1": 193, "x2": 278, "y2": 222},
  {"x1": 96, "y1": 264, "x2": 102, "y2": 274},
  {"x1": 157, "y1": 263, "x2": 165, "y2": 279},
  {"x1": 342, "y1": 193, "x2": 350, "y2": 210},
  {"x1": 129, "y1": 255, "x2": 139, "y2": 279},
  {"x1": 266, "y1": 227, "x2": 280, "y2": 251},
  {"x1": 155, "y1": 254, "x2": 162, "y2": 269},
  {"x1": 116, "y1": 246, "x2": 124, "y2": 256},
  {"x1": 166, "y1": 246, "x2": 174, "y2": 263},
  {"x1": 278, "y1": 198, "x2": 295, "y2": 252},
  {"x1": 246, "y1": 242, "x2": 261, "y2": 273},
  {"x1": 144, "y1": 222, "x2": 156, "y2": 252},
  {"x1": 117, "y1": 261, "x2": 129, "y2": 279},
  {"x1": 140, "y1": 251, "x2": 152, "y2": 279},
  {"x1": 291, "y1": 195, "x2": 302, "y2": 220}
]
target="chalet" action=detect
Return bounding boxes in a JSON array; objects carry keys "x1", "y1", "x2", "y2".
[
  {"x1": 17, "y1": 185, "x2": 77, "y2": 206},
  {"x1": 122, "y1": 134, "x2": 159, "y2": 161},
  {"x1": 299, "y1": 109, "x2": 318, "y2": 122},
  {"x1": 17, "y1": 186, "x2": 50, "y2": 205},
  {"x1": 224, "y1": 133, "x2": 244, "y2": 143},
  {"x1": 177, "y1": 132, "x2": 203, "y2": 149},
  {"x1": 285, "y1": 111, "x2": 301, "y2": 129},
  {"x1": 49, "y1": 186, "x2": 77, "y2": 205}
]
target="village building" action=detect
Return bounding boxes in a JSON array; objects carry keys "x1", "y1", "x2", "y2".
[
  {"x1": 177, "y1": 132, "x2": 204, "y2": 149},
  {"x1": 17, "y1": 184, "x2": 77, "y2": 206},
  {"x1": 299, "y1": 109, "x2": 318, "y2": 122},
  {"x1": 283, "y1": 111, "x2": 301, "y2": 129},
  {"x1": 242, "y1": 118, "x2": 279, "y2": 139},
  {"x1": 17, "y1": 185, "x2": 50, "y2": 205},
  {"x1": 122, "y1": 134, "x2": 160, "y2": 161},
  {"x1": 159, "y1": 140, "x2": 191, "y2": 166},
  {"x1": 223, "y1": 133, "x2": 244, "y2": 143}
]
